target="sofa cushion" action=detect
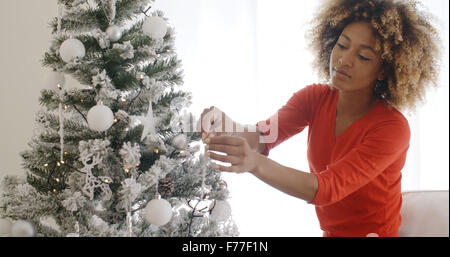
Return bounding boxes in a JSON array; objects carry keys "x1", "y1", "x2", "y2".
[{"x1": 399, "y1": 190, "x2": 449, "y2": 237}]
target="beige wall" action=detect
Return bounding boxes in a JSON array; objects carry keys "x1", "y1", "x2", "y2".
[{"x1": 0, "y1": 0, "x2": 57, "y2": 179}]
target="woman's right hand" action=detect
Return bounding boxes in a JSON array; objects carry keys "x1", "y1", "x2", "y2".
[{"x1": 197, "y1": 106, "x2": 233, "y2": 143}]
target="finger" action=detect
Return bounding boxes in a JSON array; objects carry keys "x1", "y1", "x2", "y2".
[
  {"x1": 207, "y1": 151, "x2": 241, "y2": 165},
  {"x1": 209, "y1": 135, "x2": 243, "y2": 146},
  {"x1": 197, "y1": 106, "x2": 215, "y2": 134},
  {"x1": 212, "y1": 163, "x2": 241, "y2": 173},
  {"x1": 201, "y1": 132, "x2": 216, "y2": 143},
  {"x1": 207, "y1": 143, "x2": 241, "y2": 156},
  {"x1": 208, "y1": 107, "x2": 224, "y2": 133},
  {"x1": 204, "y1": 110, "x2": 219, "y2": 133}
]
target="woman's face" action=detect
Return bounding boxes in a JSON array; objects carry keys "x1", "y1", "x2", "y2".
[{"x1": 330, "y1": 21, "x2": 384, "y2": 93}]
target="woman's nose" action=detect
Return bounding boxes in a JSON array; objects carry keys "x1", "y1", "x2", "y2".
[{"x1": 338, "y1": 53, "x2": 353, "y2": 67}]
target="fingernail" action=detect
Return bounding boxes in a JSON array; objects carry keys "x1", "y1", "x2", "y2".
[
  {"x1": 205, "y1": 138, "x2": 210, "y2": 144},
  {"x1": 213, "y1": 164, "x2": 219, "y2": 169},
  {"x1": 206, "y1": 152, "x2": 210, "y2": 157}
]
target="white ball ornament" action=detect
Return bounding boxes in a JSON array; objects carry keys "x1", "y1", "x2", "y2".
[
  {"x1": 45, "y1": 71, "x2": 66, "y2": 90},
  {"x1": 210, "y1": 200, "x2": 231, "y2": 222},
  {"x1": 0, "y1": 219, "x2": 13, "y2": 237},
  {"x1": 143, "y1": 198, "x2": 173, "y2": 226},
  {"x1": 59, "y1": 38, "x2": 86, "y2": 63},
  {"x1": 106, "y1": 25, "x2": 122, "y2": 42},
  {"x1": 11, "y1": 220, "x2": 35, "y2": 237},
  {"x1": 87, "y1": 103, "x2": 114, "y2": 132},
  {"x1": 142, "y1": 16, "x2": 168, "y2": 40},
  {"x1": 172, "y1": 134, "x2": 187, "y2": 150}
]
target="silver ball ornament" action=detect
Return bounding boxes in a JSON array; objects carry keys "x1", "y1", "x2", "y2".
[
  {"x1": 210, "y1": 200, "x2": 231, "y2": 222},
  {"x1": 106, "y1": 25, "x2": 122, "y2": 42},
  {"x1": 59, "y1": 38, "x2": 86, "y2": 63},
  {"x1": 143, "y1": 198, "x2": 173, "y2": 226},
  {"x1": 142, "y1": 16, "x2": 168, "y2": 40},
  {"x1": 11, "y1": 220, "x2": 35, "y2": 237},
  {"x1": 172, "y1": 134, "x2": 187, "y2": 149},
  {"x1": 87, "y1": 103, "x2": 114, "y2": 132}
]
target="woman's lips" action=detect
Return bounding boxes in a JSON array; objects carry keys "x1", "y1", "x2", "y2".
[{"x1": 334, "y1": 67, "x2": 351, "y2": 79}]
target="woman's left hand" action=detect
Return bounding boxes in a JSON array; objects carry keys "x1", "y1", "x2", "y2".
[{"x1": 205, "y1": 135, "x2": 259, "y2": 173}]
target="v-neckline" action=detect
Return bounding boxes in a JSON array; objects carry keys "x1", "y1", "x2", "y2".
[{"x1": 331, "y1": 90, "x2": 380, "y2": 143}]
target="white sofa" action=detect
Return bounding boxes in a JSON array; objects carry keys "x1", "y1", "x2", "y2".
[{"x1": 399, "y1": 190, "x2": 449, "y2": 237}]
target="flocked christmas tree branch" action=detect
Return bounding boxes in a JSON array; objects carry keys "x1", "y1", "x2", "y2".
[{"x1": 0, "y1": 0, "x2": 239, "y2": 237}]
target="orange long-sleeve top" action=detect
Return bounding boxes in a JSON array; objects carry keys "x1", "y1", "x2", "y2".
[{"x1": 256, "y1": 84, "x2": 410, "y2": 237}]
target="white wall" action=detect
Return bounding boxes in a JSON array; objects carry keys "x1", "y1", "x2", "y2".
[{"x1": 0, "y1": 0, "x2": 58, "y2": 179}]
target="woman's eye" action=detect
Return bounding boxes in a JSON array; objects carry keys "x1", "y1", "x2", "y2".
[
  {"x1": 337, "y1": 43, "x2": 346, "y2": 49},
  {"x1": 359, "y1": 55, "x2": 370, "y2": 61}
]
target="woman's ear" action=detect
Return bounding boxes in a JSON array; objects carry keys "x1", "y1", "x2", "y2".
[{"x1": 377, "y1": 67, "x2": 386, "y2": 81}]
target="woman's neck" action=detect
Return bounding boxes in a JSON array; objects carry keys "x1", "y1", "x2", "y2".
[{"x1": 336, "y1": 88, "x2": 378, "y2": 118}]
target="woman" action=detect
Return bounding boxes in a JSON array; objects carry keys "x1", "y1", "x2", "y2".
[{"x1": 198, "y1": 0, "x2": 441, "y2": 237}]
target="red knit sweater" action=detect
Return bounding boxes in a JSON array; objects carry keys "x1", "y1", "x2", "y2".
[{"x1": 256, "y1": 84, "x2": 410, "y2": 237}]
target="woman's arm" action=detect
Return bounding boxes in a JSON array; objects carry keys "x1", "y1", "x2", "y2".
[
  {"x1": 252, "y1": 153, "x2": 318, "y2": 203},
  {"x1": 205, "y1": 135, "x2": 318, "y2": 203}
]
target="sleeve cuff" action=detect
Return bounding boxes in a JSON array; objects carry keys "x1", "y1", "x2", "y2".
[
  {"x1": 308, "y1": 171, "x2": 328, "y2": 207},
  {"x1": 255, "y1": 122, "x2": 270, "y2": 156}
]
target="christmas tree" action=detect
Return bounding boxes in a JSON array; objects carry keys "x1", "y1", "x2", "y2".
[{"x1": 0, "y1": 0, "x2": 238, "y2": 237}]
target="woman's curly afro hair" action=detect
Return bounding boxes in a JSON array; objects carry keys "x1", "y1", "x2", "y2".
[{"x1": 307, "y1": 0, "x2": 442, "y2": 113}]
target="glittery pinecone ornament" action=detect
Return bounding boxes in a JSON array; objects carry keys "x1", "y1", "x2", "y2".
[{"x1": 158, "y1": 177, "x2": 174, "y2": 198}]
